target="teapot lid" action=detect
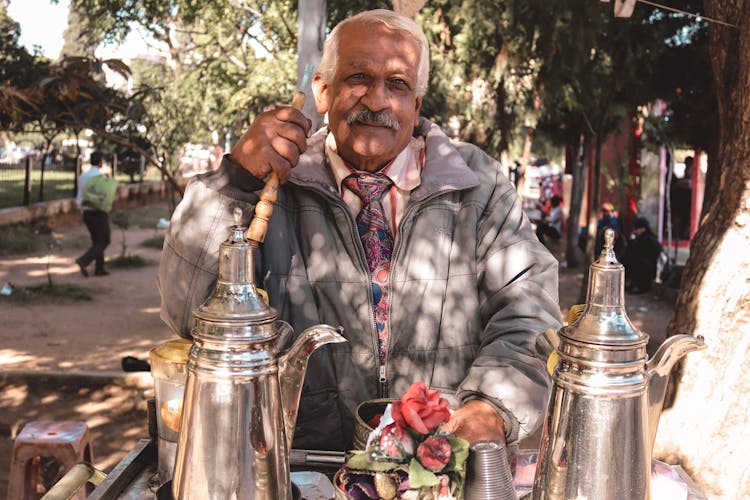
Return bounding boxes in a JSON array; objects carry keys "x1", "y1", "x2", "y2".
[
  {"x1": 192, "y1": 207, "x2": 276, "y2": 325},
  {"x1": 560, "y1": 228, "x2": 648, "y2": 347}
]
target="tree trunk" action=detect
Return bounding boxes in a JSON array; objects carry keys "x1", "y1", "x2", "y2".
[
  {"x1": 579, "y1": 132, "x2": 603, "y2": 303},
  {"x1": 38, "y1": 136, "x2": 55, "y2": 203},
  {"x1": 515, "y1": 126, "x2": 534, "y2": 200},
  {"x1": 653, "y1": 2, "x2": 750, "y2": 498},
  {"x1": 564, "y1": 133, "x2": 589, "y2": 268},
  {"x1": 297, "y1": 0, "x2": 326, "y2": 131},
  {"x1": 73, "y1": 129, "x2": 81, "y2": 198}
]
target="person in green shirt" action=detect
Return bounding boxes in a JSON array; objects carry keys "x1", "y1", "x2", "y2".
[{"x1": 75, "y1": 151, "x2": 118, "y2": 277}]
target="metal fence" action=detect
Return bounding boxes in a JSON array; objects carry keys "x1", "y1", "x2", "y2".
[
  {"x1": 0, "y1": 157, "x2": 78, "y2": 209},
  {"x1": 0, "y1": 155, "x2": 158, "y2": 210}
]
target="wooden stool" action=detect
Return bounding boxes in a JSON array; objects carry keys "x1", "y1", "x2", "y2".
[{"x1": 7, "y1": 421, "x2": 93, "y2": 500}]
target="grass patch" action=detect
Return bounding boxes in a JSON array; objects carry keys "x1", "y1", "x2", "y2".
[
  {"x1": 107, "y1": 254, "x2": 151, "y2": 269},
  {"x1": 0, "y1": 170, "x2": 76, "y2": 209},
  {"x1": 0, "y1": 223, "x2": 91, "y2": 256},
  {"x1": 140, "y1": 235, "x2": 165, "y2": 249},
  {"x1": 1, "y1": 282, "x2": 93, "y2": 304},
  {"x1": 0, "y1": 224, "x2": 58, "y2": 256}
]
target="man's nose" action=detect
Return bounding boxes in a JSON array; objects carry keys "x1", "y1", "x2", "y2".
[{"x1": 360, "y1": 80, "x2": 389, "y2": 111}]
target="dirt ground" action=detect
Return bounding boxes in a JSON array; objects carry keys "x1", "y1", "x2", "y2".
[{"x1": 0, "y1": 207, "x2": 675, "y2": 496}]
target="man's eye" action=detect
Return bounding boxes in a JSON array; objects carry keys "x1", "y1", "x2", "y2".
[
  {"x1": 389, "y1": 78, "x2": 411, "y2": 90},
  {"x1": 348, "y1": 73, "x2": 366, "y2": 81}
]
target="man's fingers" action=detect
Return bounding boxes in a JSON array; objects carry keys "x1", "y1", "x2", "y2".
[
  {"x1": 275, "y1": 122, "x2": 308, "y2": 157},
  {"x1": 229, "y1": 106, "x2": 310, "y2": 181},
  {"x1": 270, "y1": 136, "x2": 300, "y2": 169},
  {"x1": 265, "y1": 150, "x2": 293, "y2": 183},
  {"x1": 273, "y1": 106, "x2": 311, "y2": 135}
]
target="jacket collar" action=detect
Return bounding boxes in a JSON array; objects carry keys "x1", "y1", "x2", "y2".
[{"x1": 290, "y1": 118, "x2": 479, "y2": 201}]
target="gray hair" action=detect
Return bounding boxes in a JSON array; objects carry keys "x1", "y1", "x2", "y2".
[{"x1": 317, "y1": 9, "x2": 430, "y2": 97}]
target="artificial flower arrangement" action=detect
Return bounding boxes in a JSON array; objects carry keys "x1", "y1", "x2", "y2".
[{"x1": 336, "y1": 382, "x2": 470, "y2": 500}]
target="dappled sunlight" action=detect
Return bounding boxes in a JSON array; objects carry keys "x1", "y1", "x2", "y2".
[
  {"x1": 0, "y1": 383, "x2": 28, "y2": 406},
  {"x1": 0, "y1": 379, "x2": 151, "y2": 479},
  {"x1": 0, "y1": 255, "x2": 86, "y2": 280},
  {"x1": 26, "y1": 263, "x2": 83, "y2": 278},
  {"x1": 86, "y1": 415, "x2": 112, "y2": 429},
  {"x1": 0, "y1": 349, "x2": 37, "y2": 366},
  {"x1": 40, "y1": 393, "x2": 61, "y2": 405}
]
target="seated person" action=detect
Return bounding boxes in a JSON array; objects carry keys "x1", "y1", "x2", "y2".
[
  {"x1": 623, "y1": 217, "x2": 664, "y2": 294},
  {"x1": 536, "y1": 195, "x2": 563, "y2": 247},
  {"x1": 159, "y1": 9, "x2": 561, "y2": 451}
]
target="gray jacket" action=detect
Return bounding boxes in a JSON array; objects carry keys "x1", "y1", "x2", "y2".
[{"x1": 159, "y1": 118, "x2": 561, "y2": 450}]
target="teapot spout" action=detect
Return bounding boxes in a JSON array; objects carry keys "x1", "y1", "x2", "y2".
[
  {"x1": 278, "y1": 324, "x2": 347, "y2": 452},
  {"x1": 646, "y1": 333, "x2": 706, "y2": 449}
]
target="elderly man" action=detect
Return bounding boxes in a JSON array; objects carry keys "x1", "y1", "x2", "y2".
[{"x1": 159, "y1": 9, "x2": 561, "y2": 451}]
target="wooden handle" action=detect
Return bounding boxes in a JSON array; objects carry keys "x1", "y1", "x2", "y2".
[
  {"x1": 246, "y1": 173, "x2": 279, "y2": 244},
  {"x1": 246, "y1": 91, "x2": 307, "y2": 245}
]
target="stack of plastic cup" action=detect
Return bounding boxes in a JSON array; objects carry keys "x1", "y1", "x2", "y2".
[{"x1": 464, "y1": 440, "x2": 516, "y2": 500}]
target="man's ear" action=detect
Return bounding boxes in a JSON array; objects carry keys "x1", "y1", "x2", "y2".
[
  {"x1": 414, "y1": 96, "x2": 423, "y2": 126},
  {"x1": 312, "y1": 74, "x2": 330, "y2": 115}
]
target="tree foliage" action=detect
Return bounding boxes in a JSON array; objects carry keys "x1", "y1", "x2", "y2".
[{"x1": 0, "y1": 8, "x2": 49, "y2": 130}]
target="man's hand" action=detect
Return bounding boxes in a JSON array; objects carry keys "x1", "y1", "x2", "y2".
[
  {"x1": 229, "y1": 106, "x2": 312, "y2": 183},
  {"x1": 443, "y1": 399, "x2": 506, "y2": 444}
]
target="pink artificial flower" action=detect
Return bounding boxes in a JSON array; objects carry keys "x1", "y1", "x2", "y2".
[
  {"x1": 378, "y1": 423, "x2": 415, "y2": 459},
  {"x1": 416, "y1": 435, "x2": 452, "y2": 472}
]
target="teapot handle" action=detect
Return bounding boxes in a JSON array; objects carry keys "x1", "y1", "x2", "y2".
[{"x1": 275, "y1": 320, "x2": 295, "y2": 353}]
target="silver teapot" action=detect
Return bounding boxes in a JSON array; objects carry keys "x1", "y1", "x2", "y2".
[
  {"x1": 532, "y1": 228, "x2": 705, "y2": 500},
  {"x1": 172, "y1": 208, "x2": 347, "y2": 500}
]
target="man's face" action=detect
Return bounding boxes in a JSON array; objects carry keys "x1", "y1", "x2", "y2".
[{"x1": 313, "y1": 22, "x2": 422, "y2": 172}]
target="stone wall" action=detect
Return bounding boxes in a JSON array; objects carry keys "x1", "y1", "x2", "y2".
[{"x1": 0, "y1": 181, "x2": 170, "y2": 229}]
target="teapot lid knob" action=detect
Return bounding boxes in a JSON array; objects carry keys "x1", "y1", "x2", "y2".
[{"x1": 598, "y1": 228, "x2": 619, "y2": 265}]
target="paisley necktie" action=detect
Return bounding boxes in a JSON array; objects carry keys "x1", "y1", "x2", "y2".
[{"x1": 343, "y1": 173, "x2": 394, "y2": 364}]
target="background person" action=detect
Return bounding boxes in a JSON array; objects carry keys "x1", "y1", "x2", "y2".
[
  {"x1": 76, "y1": 151, "x2": 117, "y2": 277},
  {"x1": 159, "y1": 9, "x2": 561, "y2": 451},
  {"x1": 623, "y1": 217, "x2": 664, "y2": 294},
  {"x1": 670, "y1": 156, "x2": 693, "y2": 240},
  {"x1": 536, "y1": 194, "x2": 563, "y2": 248}
]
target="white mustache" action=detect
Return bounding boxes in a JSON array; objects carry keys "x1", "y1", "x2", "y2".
[{"x1": 346, "y1": 109, "x2": 400, "y2": 130}]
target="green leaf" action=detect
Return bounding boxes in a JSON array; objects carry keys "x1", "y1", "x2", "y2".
[
  {"x1": 408, "y1": 457, "x2": 439, "y2": 488},
  {"x1": 345, "y1": 451, "x2": 401, "y2": 472},
  {"x1": 446, "y1": 435, "x2": 470, "y2": 472}
]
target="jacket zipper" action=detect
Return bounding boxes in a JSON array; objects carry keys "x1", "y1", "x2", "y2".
[
  {"x1": 328, "y1": 190, "x2": 451, "y2": 399},
  {"x1": 331, "y1": 198, "x2": 390, "y2": 397}
]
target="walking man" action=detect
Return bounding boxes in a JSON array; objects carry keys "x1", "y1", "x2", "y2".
[{"x1": 76, "y1": 150, "x2": 117, "y2": 277}]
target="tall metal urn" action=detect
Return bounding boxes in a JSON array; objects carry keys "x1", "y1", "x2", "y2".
[
  {"x1": 171, "y1": 208, "x2": 346, "y2": 500},
  {"x1": 532, "y1": 229, "x2": 706, "y2": 500}
]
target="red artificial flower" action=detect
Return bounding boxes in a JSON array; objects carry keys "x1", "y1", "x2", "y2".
[
  {"x1": 378, "y1": 423, "x2": 415, "y2": 459},
  {"x1": 416, "y1": 435, "x2": 452, "y2": 472},
  {"x1": 366, "y1": 413, "x2": 382, "y2": 429},
  {"x1": 391, "y1": 382, "x2": 451, "y2": 435}
]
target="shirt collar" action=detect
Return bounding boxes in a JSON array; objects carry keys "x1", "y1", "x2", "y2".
[{"x1": 325, "y1": 132, "x2": 423, "y2": 196}]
